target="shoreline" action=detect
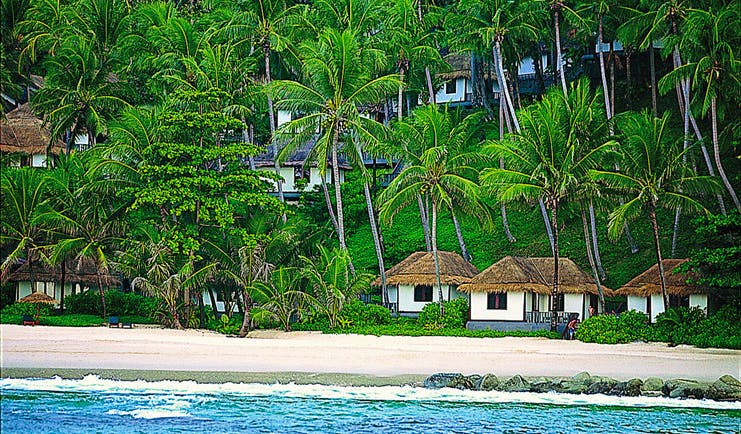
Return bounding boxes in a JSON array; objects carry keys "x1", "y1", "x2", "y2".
[{"x1": 2, "y1": 325, "x2": 739, "y2": 384}]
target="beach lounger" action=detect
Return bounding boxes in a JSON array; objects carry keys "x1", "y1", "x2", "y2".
[
  {"x1": 121, "y1": 321, "x2": 133, "y2": 329},
  {"x1": 22, "y1": 314, "x2": 35, "y2": 326},
  {"x1": 108, "y1": 316, "x2": 120, "y2": 328}
]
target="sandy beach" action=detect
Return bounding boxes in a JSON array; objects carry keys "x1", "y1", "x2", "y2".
[{"x1": 1, "y1": 325, "x2": 739, "y2": 384}]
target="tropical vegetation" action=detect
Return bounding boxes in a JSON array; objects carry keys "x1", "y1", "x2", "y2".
[{"x1": 0, "y1": 0, "x2": 738, "y2": 344}]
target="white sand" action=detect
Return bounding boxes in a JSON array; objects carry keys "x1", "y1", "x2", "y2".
[{"x1": 1, "y1": 325, "x2": 739, "y2": 382}]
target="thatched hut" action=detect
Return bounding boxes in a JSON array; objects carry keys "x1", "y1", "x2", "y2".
[
  {"x1": 0, "y1": 103, "x2": 64, "y2": 166},
  {"x1": 616, "y1": 259, "x2": 708, "y2": 322},
  {"x1": 373, "y1": 251, "x2": 479, "y2": 315},
  {"x1": 459, "y1": 256, "x2": 609, "y2": 330},
  {"x1": 4, "y1": 258, "x2": 121, "y2": 305}
]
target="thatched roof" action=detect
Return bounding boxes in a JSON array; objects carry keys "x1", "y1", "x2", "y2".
[
  {"x1": 4, "y1": 259, "x2": 121, "y2": 287},
  {"x1": 437, "y1": 53, "x2": 494, "y2": 81},
  {"x1": 19, "y1": 292, "x2": 58, "y2": 304},
  {"x1": 372, "y1": 251, "x2": 479, "y2": 286},
  {"x1": 458, "y1": 256, "x2": 610, "y2": 295},
  {"x1": 616, "y1": 259, "x2": 707, "y2": 297},
  {"x1": 0, "y1": 103, "x2": 64, "y2": 155}
]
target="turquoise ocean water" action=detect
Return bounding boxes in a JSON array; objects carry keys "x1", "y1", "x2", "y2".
[{"x1": 1, "y1": 376, "x2": 740, "y2": 433}]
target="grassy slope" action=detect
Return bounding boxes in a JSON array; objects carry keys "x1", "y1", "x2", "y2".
[{"x1": 347, "y1": 201, "x2": 695, "y2": 291}]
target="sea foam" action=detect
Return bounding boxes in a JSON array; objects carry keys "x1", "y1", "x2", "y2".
[{"x1": 2, "y1": 375, "x2": 739, "y2": 411}]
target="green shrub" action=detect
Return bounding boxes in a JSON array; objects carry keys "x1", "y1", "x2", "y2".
[
  {"x1": 64, "y1": 290, "x2": 159, "y2": 319},
  {"x1": 1, "y1": 302, "x2": 53, "y2": 317},
  {"x1": 689, "y1": 304, "x2": 741, "y2": 349},
  {"x1": 576, "y1": 310, "x2": 654, "y2": 344},
  {"x1": 418, "y1": 298, "x2": 469, "y2": 330},
  {"x1": 337, "y1": 300, "x2": 391, "y2": 329},
  {"x1": 654, "y1": 307, "x2": 706, "y2": 345}
]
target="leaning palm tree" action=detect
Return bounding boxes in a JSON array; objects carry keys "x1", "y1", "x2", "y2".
[
  {"x1": 250, "y1": 267, "x2": 306, "y2": 331},
  {"x1": 481, "y1": 82, "x2": 614, "y2": 331},
  {"x1": 379, "y1": 104, "x2": 491, "y2": 314},
  {"x1": 589, "y1": 111, "x2": 719, "y2": 311},
  {"x1": 273, "y1": 28, "x2": 399, "y2": 252}
]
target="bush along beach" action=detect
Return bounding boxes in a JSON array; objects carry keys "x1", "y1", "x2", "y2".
[{"x1": 422, "y1": 372, "x2": 741, "y2": 402}]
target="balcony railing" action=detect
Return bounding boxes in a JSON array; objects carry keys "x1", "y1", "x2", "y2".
[{"x1": 525, "y1": 311, "x2": 578, "y2": 324}]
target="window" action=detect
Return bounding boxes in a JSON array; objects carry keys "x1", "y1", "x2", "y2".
[
  {"x1": 669, "y1": 295, "x2": 689, "y2": 309},
  {"x1": 294, "y1": 166, "x2": 310, "y2": 184},
  {"x1": 487, "y1": 292, "x2": 507, "y2": 310},
  {"x1": 414, "y1": 285, "x2": 433, "y2": 302},
  {"x1": 445, "y1": 80, "x2": 457, "y2": 94},
  {"x1": 554, "y1": 293, "x2": 565, "y2": 311}
]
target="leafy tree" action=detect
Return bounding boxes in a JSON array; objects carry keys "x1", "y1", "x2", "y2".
[
  {"x1": 590, "y1": 111, "x2": 719, "y2": 310},
  {"x1": 301, "y1": 246, "x2": 372, "y2": 329},
  {"x1": 273, "y1": 28, "x2": 399, "y2": 252},
  {"x1": 482, "y1": 82, "x2": 613, "y2": 331},
  {"x1": 380, "y1": 104, "x2": 490, "y2": 314},
  {"x1": 678, "y1": 211, "x2": 740, "y2": 292}
]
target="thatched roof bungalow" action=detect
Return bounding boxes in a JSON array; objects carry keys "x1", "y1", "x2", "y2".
[
  {"x1": 374, "y1": 251, "x2": 479, "y2": 315},
  {"x1": 1, "y1": 103, "x2": 64, "y2": 166},
  {"x1": 5, "y1": 259, "x2": 121, "y2": 305},
  {"x1": 616, "y1": 259, "x2": 709, "y2": 322},
  {"x1": 460, "y1": 256, "x2": 609, "y2": 330}
]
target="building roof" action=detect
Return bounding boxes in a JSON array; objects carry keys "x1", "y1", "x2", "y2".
[
  {"x1": 0, "y1": 103, "x2": 64, "y2": 155},
  {"x1": 458, "y1": 256, "x2": 610, "y2": 295},
  {"x1": 615, "y1": 259, "x2": 707, "y2": 297},
  {"x1": 3, "y1": 258, "x2": 121, "y2": 288},
  {"x1": 373, "y1": 251, "x2": 479, "y2": 286},
  {"x1": 253, "y1": 137, "x2": 352, "y2": 170}
]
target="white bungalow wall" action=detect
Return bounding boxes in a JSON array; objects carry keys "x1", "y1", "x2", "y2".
[
  {"x1": 470, "y1": 291, "x2": 524, "y2": 321},
  {"x1": 435, "y1": 77, "x2": 470, "y2": 104},
  {"x1": 258, "y1": 166, "x2": 341, "y2": 195},
  {"x1": 397, "y1": 283, "x2": 456, "y2": 313},
  {"x1": 564, "y1": 294, "x2": 584, "y2": 319},
  {"x1": 31, "y1": 154, "x2": 49, "y2": 167},
  {"x1": 626, "y1": 295, "x2": 648, "y2": 317},
  {"x1": 689, "y1": 294, "x2": 708, "y2": 311},
  {"x1": 17, "y1": 281, "x2": 83, "y2": 303}
]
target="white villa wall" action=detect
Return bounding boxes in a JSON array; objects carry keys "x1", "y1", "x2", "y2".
[
  {"x1": 277, "y1": 110, "x2": 292, "y2": 127},
  {"x1": 31, "y1": 154, "x2": 48, "y2": 167},
  {"x1": 627, "y1": 295, "x2": 648, "y2": 315},
  {"x1": 470, "y1": 291, "x2": 524, "y2": 321},
  {"x1": 564, "y1": 294, "x2": 584, "y2": 318},
  {"x1": 258, "y1": 166, "x2": 340, "y2": 194},
  {"x1": 201, "y1": 291, "x2": 238, "y2": 314},
  {"x1": 650, "y1": 294, "x2": 665, "y2": 322},
  {"x1": 518, "y1": 54, "x2": 549, "y2": 76},
  {"x1": 689, "y1": 294, "x2": 708, "y2": 311},
  {"x1": 436, "y1": 77, "x2": 470, "y2": 104},
  {"x1": 398, "y1": 283, "x2": 451, "y2": 313},
  {"x1": 17, "y1": 281, "x2": 81, "y2": 303},
  {"x1": 387, "y1": 286, "x2": 398, "y2": 304}
]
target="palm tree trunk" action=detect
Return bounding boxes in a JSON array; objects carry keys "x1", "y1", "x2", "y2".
[
  {"x1": 265, "y1": 46, "x2": 285, "y2": 208},
  {"x1": 321, "y1": 175, "x2": 340, "y2": 236},
  {"x1": 540, "y1": 199, "x2": 555, "y2": 254},
  {"x1": 609, "y1": 42, "x2": 615, "y2": 116},
  {"x1": 97, "y1": 271, "x2": 107, "y2": 319},
  {"x1": 417, "y1": 1, "x2": 435, "y2": 104},
  {"x1": 492, "y1": 41, "x2": 520, "y2": 133},
  {"x1": 451, "y1": 209, "x2": 471, "y2": 262},
  {"x1": 597, "y1": 16, "x2": 612, "y2": 124},
  {"x1": 649, "y1": 43, "x2": 657, "y2": 116},
  {"x1": 331, "y1": 126, "x2": 347, "y2": 250},
  {"x1": 431, "y1": 200, "x2": 444, "y2": 316},
  {"x1": 363, "y1": 180, "x2": 388, "y2": 304},
  {"x1": 418, "y1": 194, "x2": 432, "y2": 251},
  {"x1": 649, "y1": 200, "x2": 669, "y2": 310},
  {"x1": 238, "y1": 290, "x2": 252, "y2": 337},
  {"x1": 59, "y1": 260, "x2": 66, "y2": 313},
  {"x1": 581, "y1": 206, "x2": 605, "y2": 312},
  {"x1": 589, "y1": 201, "x2": 606, "y2": 280},
  {"x1": 711, "y1": 98, "x2": 741, "y2": 212},
  {"x1": 554, "y1": 9, "x2": 568, "y2": 97},
  {"x1": 672, "y1": 77, "x2": 692, "y2": 258},
  {"x1": 549, "y1": 201, "x2": 560, "y2": 333},
  {"x1": 398, "y1": 69, "x2": 404, "y2": 120},
  {"x1": 498, "y1": 102, "x2": 516, "y2": 243}
]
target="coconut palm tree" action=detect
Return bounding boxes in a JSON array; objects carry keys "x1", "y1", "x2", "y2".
[
  {"x1": 589, "y1": 111, "x2": 719, "y2": 310},
  {"x1": 660, "y1": 5, "x2": 740, "y2": 213},
  {"x1": 272, "y1": 28, "x2": 399, "y2": 252},
  {"x1": 379, "y1": 104, "x2": 491, "y2": 314},
  {"x1": 250, "y1": 266, "x2": 306, "y2": 331},
  {"x1": 481, "y1": 81, "x2": 614, "y2": 331}
]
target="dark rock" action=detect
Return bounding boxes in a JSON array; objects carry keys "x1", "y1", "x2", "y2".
[
  {"x1": 500, "y1": 375, "x2": 530, "y2": 392},
  {"x1": 424, "y1": 373, "x2": 464, "y2": 389},
  {"x1": 610, "y1": 378, "x2": 643, "y2": 397},
  {"x1": 706, "y1": 375, "x2": 741, "y2": 401},
  {"x1": 585, "y1": 377, "x2": 618, "y2": 395},
  {"x1": 556, "y1": 372, "x2": 592, "y2": 394},
  {"x1": 529, "y1": 378, "x2": 555, "y2": 393},
  {"x1": 662, "y1": 379, "x2": 709, "y2": 399},
  {"x1": 478, "y1": 374, "x2": 499, "y2": 391},
  {"x1": 641, "y1": 377, "x2": 664, "y2": 393},
  {"x1": 572, "y1": 372, "x2": 591, "y2": 382},
  {"x1": 449, "y1": 374, "x2": 480, "y2": 390}
]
